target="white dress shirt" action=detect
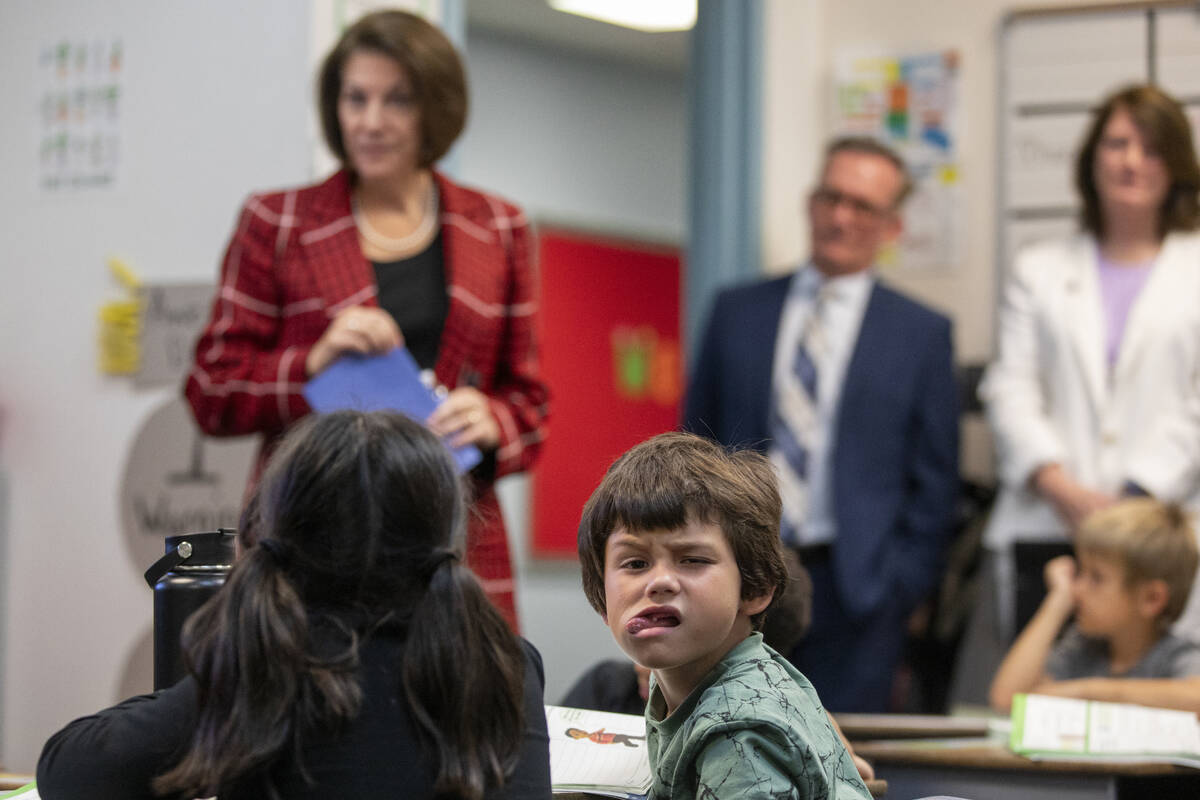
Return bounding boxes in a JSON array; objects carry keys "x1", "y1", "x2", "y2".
[{"x1": 770, "y1": 264, "x2": 874, "y2": 545}]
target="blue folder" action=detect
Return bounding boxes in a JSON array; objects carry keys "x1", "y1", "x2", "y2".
[{"x1": 303, "y1": 348, "x2": 482, "y2": 473}]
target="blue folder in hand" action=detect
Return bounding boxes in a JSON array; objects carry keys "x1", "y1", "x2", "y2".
[{"x1": 303, "y1": 348, "x2": 482, "y2": 473}]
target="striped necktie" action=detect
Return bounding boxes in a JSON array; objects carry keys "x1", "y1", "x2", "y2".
[{"x1": 770, "y1": 282, "x2": 829, "y2": 545}]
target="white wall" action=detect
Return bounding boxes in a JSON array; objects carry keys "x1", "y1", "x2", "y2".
[
  {"x1": 761, "y1": 0, "x2": 827, "y2": 277},
  {"x1": 458, "y1": 28, "x2": 689, "y2": 703},
  {"x1": 0, "y1": 0, "x2": 312, "y2": 771}
]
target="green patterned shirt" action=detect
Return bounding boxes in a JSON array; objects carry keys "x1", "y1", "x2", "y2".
[{"x1": 646, "y1": 633, "x2": 870, "y2": 800}]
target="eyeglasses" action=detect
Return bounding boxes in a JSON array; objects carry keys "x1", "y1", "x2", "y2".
[{"x1": 811, "y1": 187, "x2": 895, "y2": 221}]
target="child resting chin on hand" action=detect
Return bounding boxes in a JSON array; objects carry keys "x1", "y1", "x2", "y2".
[{"x1": 990, "y1": 498, "x2": 1200, "y2": 714}]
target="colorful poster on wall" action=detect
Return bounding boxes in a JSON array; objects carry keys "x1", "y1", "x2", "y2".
[
  {"x1": 37, "y1": 37, "x2": 123, "y2": 191},
  {"x1": 531, "y1": 229, "x2": 682, "y2": 557},
  {"x1": 833, "y1": 50, "x2": 963, "y2": 272}
]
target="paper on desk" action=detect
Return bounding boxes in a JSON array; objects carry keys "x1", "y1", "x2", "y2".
[
  {"x1": 1011, "y1": 693, "x2": 1200, "y2": 767},
  {"x1": 304, "y1": 348, "x2": 482, "y2": 473},
  {"x1": 546, "y1": 705, "x2": 651, "y2": 798}
]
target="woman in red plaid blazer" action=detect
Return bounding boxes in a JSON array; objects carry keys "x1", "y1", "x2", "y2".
[{"x1": 185, "y1": 10, "x2": 547, "y2": 629}]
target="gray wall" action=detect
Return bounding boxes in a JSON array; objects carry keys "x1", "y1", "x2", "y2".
[{"x1": 460, "y1": 29, "x2": 687, "y2": 241}]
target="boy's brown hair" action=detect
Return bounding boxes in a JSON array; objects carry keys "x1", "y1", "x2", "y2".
[
  {"x1": 577, "y1": 432, "x2": 789, "y2": 629},
  {"x1": 1076, "y1": 498, "x2": 1198, "y2": 627}
]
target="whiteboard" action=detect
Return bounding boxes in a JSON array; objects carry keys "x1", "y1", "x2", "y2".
[
  {"x1": 998, "y1": 3, "x2": 1200, "y2": 289},
  {"x1": 1159, "y1": 6, "x2": 1200, "y2": 98}
]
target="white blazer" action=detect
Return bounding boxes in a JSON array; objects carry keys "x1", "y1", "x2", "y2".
[{"x1": 981, "y1": 230, "x2": 1200, "y2": 550}]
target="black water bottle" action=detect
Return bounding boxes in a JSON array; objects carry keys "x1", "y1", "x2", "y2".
[{"x1": 143, "y1": 529, "x2": 237, "y2": 689}]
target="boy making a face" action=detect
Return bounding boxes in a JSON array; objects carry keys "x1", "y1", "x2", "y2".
[{"x1": 578, "y1": 432, "x2": 869, "y2": 799}]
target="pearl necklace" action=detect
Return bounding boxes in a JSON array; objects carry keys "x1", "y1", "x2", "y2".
[{"x1": 352, "y1": 184, "x2": 438, "y2": 254}]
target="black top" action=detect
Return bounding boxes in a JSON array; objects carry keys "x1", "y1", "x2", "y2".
[
  {"x1": 560, "y1": 659, "x2": 646, "y2": 717},
  {"x1": 372, "y1": 232, "x2": 448, "y2": 371},
  {"x1": 37, "y1": 633, "x2": 551, "y2": 800}
]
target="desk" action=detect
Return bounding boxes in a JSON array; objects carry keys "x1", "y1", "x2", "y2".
[
  {"x1": 556, "y1": 778, "x2": 889, "y2": 798},
  {"x1": 835, "y1": 712, "x2": 992, "y2": 740},
  {"x1": 854, "y1": 738, "x2": 1200, "y2": 800}
]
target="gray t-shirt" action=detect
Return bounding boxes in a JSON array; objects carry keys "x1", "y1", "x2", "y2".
[{"x1": 1046, "y1": 624, "x2": 1200, "y2": 680}]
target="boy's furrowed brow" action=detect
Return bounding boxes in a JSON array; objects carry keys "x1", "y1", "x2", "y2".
[
  {"x1": 607, "y1": 531, "x2": 648, "y2": 550},
  {"x1": 609, "y1": 529, "x2": 723, "y2": 552},
  {"x1": 665, "y1": 539, "x2": 723, "y2": 556}
]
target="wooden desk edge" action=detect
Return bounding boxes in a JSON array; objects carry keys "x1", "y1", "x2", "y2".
[
  {"x1": 0, "y1": 772, "x2": 35, "y2": 792},
  {"x1": 853, "y1": 740, "x2": 1198, "y2": 777},
  {"x1": 555, "y1": 779, "x2": 888, "y2": 798},
  {"x1": 834, "y1": 711, "x2": 993, "y2": 739}
]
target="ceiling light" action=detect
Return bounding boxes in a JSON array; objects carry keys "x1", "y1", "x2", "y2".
[{"x1": 548, "y1": 0, "x2": 696, "y2": 32}]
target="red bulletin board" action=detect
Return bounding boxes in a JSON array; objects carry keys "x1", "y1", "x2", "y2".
[{"x1": 531, "y1": 227, "x2": 683, "y2": 557}]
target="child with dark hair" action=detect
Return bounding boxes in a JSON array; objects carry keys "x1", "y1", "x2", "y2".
[
  {"x1": 578, "y1": 431, "x2": 869, "y2": 799},
  {"x1": 38, "y1": 411, "x2": 551, "y2": 799},
  {"x1": 991, "y1": 498, "x2": 1200, "y2": 713}
]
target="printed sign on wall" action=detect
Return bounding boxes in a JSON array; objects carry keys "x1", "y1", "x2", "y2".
[
  {"x1": 120, "y1": 397, "x2": 256, "y2": 574},
  {"x1": 834, "y1": 50, "x2": 964, "y2": 272},
  {"x1": 37, "y1": 37, "x2": 123, "y2": 191},
  {"x1": 135, "y1": 283, "x2": 214, "y2": 388}
]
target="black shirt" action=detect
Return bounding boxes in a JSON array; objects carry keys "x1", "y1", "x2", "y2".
[
  {"x1": 560, "y1": 659, "x2": 646, "y2": 717},
  {"x1": 37, "y1": 634, "x2": 552, "y2": 799},
  {"x1": 372, "y1": 232, "x2": 448, "y2": 371}
]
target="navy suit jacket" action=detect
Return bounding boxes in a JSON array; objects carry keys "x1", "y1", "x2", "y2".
[{"x1": 684, "y1": 273, "x2": 960, "y2": 620}]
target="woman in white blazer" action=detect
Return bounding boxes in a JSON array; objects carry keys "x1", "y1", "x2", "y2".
[{"x1": 981, "y1": 84, "x2": 1200, "y2": 638}]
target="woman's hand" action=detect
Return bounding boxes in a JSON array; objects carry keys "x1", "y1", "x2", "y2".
[
  {"x1": 1033, "y1": 463, "x2": 1116, "y2": 530},
  {"x1": 427, "y1": 387, "x2": 500, "y2": 450},
  {"x1": 305, "y1": 306, "x2": 403, "y2": 377}
]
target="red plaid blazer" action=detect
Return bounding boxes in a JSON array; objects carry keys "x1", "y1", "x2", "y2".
[{"x1": 184, "y1": 170, "x2": 549, "y2": 628}]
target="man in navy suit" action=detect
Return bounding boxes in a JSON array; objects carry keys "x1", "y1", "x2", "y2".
[{"x1": 684, "y1": 137, "x2": 959, "y2": 712}]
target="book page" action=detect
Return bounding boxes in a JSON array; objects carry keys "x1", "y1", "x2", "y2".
[
  {"x1": 545, "y1": 705, "x2": 652, "y2": 792},
  {"x1": 1015, "y1": 694, "x2": 1200, "y2": 757},
  {"x1": 1088, "y1": 701, "x2": 1200, "y2": 755},
  {"x1": 1017, "y1": 694, "x2": 1088, "y2": 752}
]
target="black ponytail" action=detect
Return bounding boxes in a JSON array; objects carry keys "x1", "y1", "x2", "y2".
[
  {"x1": 153, "y1": 543, "x2": 361, "y2": 798},
  {"x1": 402, "y1": 557, "x2": 525, "y2": 799}
]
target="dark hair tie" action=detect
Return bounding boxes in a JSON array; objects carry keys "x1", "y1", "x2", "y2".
[
  {"x1": 423, "y1": 548, "x2": 458, "y2": 579},
  {"x1": 258, "y1": 538, "x2": 291, "y2": 568}
]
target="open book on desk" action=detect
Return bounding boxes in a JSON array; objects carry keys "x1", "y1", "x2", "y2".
[
  {"x1": 1011, "y1": 693, "x2": 1200, "y2": 768},
  {"x1": 546, "y1": 705, "x2": 652, "y2": 799}
]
